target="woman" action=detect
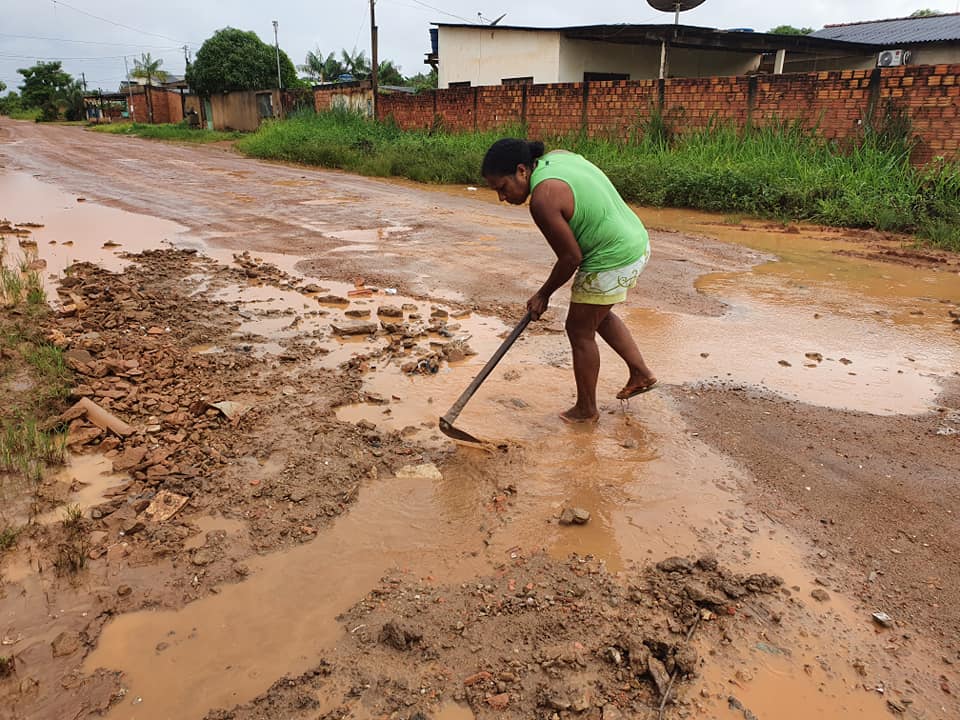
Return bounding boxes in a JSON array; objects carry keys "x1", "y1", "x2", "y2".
[{"x1": 481, "y1": 138, "x2": 657, "y2": 424}]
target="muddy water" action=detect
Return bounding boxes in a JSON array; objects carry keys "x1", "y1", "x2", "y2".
[
  {"x1": 35, "y1": 453, "x2": 129, "y2": 525},
  {"x1": 0, "y1": 172, "x2": 194, "y2": 288},
  {"x1": 5, "y1": 169, "x2": 954, "y2": 718}
]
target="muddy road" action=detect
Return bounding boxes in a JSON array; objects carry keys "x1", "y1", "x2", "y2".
[{"x1": 1, "y1": 118, "x2": 959, "y2": 720}]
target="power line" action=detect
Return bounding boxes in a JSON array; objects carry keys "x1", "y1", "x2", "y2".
[
  {"x1": 50, "y1": 0, "x2": 198, "y2": 45},
  {"x1": 0, "y1": 51, "x2": 180, "y2": 61},
  {"x1": 0, "y1": 32, "x2": 182, "y2": 49},
  {"x1": 402, "y1": 0, "x2": 477, "y2": 24}
]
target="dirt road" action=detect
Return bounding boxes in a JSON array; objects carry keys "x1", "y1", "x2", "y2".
[{"x1": 1, "y1": 118, "x2": 959, "y2": 720}]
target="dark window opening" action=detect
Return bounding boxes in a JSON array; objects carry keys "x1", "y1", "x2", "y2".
[
  {"x1": 502, "y1": 76, "x2": 534, "y2": 86},
  {"x1": 583, "y1": 72, "x2": 630, "y2": 82},
  {"x1": 448, "y1": 81, "x2": 472, "y2": 88}
]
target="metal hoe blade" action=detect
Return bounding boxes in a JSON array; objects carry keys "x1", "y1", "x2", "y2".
[{"x1": 438, "y1": 416, "x2": 486, "y2": 445}]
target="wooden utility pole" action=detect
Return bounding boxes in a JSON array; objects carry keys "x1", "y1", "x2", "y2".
[{"x1": 370, "y1": 0, "x2": 378, "y2": 121}]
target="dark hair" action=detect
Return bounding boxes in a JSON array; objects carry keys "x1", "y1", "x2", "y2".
[{"x1": 481, "y1": 138, "x2": 546, "y2": 177}]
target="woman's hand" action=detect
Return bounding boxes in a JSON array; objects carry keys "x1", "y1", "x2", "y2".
[{"x1": 526, "y1": 291, "x2": 549, "y2": 320}]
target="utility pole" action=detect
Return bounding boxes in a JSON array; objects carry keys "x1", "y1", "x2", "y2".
[
  {"x1": 81, "y1": 72, "x2": 87, "y2": 91},
  {"x1": 370, "y1": 0, "x2": 378, "y2": 120},
  {"x1": 183, "y1": 45, "x2": 190, "y2": 66},
  {"x1": 123, "y1": 55, "x2": 135, "y2": 120},
  {"x1": 272, "y1": 20, "x2": 282, "y2": 90}
]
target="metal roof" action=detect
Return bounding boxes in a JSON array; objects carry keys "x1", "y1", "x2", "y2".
[
  {"x1": 434, "y1": 23, "x2": 879, "y2": 54},
  {"x1": 811, "y1": 13, "x2": 960, "y2": 44}
]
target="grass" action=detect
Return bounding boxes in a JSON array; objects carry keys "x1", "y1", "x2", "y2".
[
  {"x1": 0, "y1": 419, "x2": 68, "y2": 483},
  {"x1": 238, "y1": 108, "x2": 960, "y2": 251},
  {"x1": 0, "y1": 655, "x2": 13, "y2": 677},
  {"x1": 90, "y1": 122, "x2": 245, "y2": 143},
  {"x1": 6, "y1": 108, "x2": 41, "y2": 122},
  {"x1": 62, "y1": 503, "x2": 83, "y2": 529},
  {"x1": 0, "y1": 526, "x2": 17, "y2": 552}
]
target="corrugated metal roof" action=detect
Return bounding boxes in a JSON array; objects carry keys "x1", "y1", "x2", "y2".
[{"x1": 811, "y1": 13, "x2": 960, "y2": 44}]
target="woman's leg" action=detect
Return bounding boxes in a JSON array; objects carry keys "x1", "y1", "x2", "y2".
[
  {"x1": 597, "y1": 311, "x2": 657, "y2": 398},
  {"x1": 562, "y1": 303, "x2": 612, "y2": 422}
]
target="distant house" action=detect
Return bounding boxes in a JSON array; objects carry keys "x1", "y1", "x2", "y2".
[
  {"x1": 429, "y1": 23, "x2": 881, "y2": 88},
  {"x1": 810, "y1": 12, "x2": 960, "y2": 67}
]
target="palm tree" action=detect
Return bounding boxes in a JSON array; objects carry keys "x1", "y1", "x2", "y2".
[
  {"x1": 299, "y1": 50, "x2": 345, "y2": 83},
  {"x1": 377, "y1": 60, "x2": 404, "y2": 87},
  {"x1": 131, "y1": 52, "x2": 169, "y2": 123},
  {"x1": 340, "y1": 49, "x2": 371, "y2": 80}
]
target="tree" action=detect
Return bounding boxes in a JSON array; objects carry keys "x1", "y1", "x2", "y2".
[
  {"x1": 60, "y1": 79, "x2": 85, "y2": 121},
  {"x1": 0, "y1": 91, "x2": 23, "y2": 116},
  {"x1": 0, "y1": 81, "x2": 5, "y2": 94},
  {"x1": 339, "y1": 49, "x2": 372, "y2": 80},
  {"x1": 186, "y1": 27, "x2": 299, "y2": 95},
  {"x1": 377, "y1": 60, "x2": 404, "y2": 87},
  {"x1": 131, "y1": 52, "x2": 169, "y2": 123},
  {"x1": 910, "y1": 9, "x2": 940, "y2": 17},
  {"x1": 299, "y1": 49, "x2": 344, "y2": 83},
  {"x1": 406, "y1": 69, "x2": 438, "y2": 92},
  {"x1": 18, "y1": 61, "x2": 73, "y2": 121},
  {"x1": 767, "y1": 25, "x2": 814, "y2": 35}
]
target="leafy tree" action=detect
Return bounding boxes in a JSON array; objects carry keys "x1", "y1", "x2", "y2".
[
  {"x1": 0, "y1": 81, "x2": 5, "y2": 94},
  {"x1": 131, "y1": 52, "x2": 169, "y2": 122},
  {"x1": 0, "y1": 91, "x2": 23, "y2": 116},
  {"x1": 186, "y1": 27, "x2": 299, "y2": 95},
  {"x1": 909, "y1": 9, "x2": 940, "y2": 17},
  {"x1": 767, "y1": 25, "x2": 814, "y2": 35},
  {"x1": 405, "y1": 68, "x2": 438, "y2": 92},
  {"x1": 18, "y1": 61, "x2": 73, "y2": 121},
  {"x1": 377, "y1": 60, "x2": 404, "y2": 86},
  {"x1": 299, "y1": 50, "x2": 345, "y2": 83},
  {"x1": 60, "y1": 79, "x2": 85, "y2": 121}
]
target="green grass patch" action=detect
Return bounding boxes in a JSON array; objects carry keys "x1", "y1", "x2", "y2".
[
  {"x1": 90, "y1": 122, "x2": 244, "y2": 143},
  {"x1": 6, "y1": 108, "x2": 42, "y2": 122},
  {"x1": 239, "y1": 109, "x2": 960, "y2": 251},
  {"x1": 0, "y1": 419, "x2": 68, "y2": 483},
  {"x1": 0, "y1": 526, "x2": 17, "y2": 552}
]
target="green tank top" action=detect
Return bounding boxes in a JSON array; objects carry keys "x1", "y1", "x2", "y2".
[{"x1": 530, "y1": 152, "x2": 648, "y2": 273}]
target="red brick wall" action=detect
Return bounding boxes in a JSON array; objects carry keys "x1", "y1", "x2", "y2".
[{"x1": 314, "y1": 65, "x2": 960, "y2": 162}]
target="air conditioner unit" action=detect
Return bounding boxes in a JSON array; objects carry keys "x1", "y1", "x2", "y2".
[{"x1": 877, "y1": 49, "x2": 912, "y2": 67}]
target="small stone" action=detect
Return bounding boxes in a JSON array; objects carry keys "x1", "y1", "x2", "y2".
[
  {"x1": 811, "y1": 588, "x2": 831, "y2": 602},
  {"x1": 648, "y1": 657, "x2": 671, "y2": 696},
  {"x1": 51, "y1": 631, "x2": 81, "y2": 657},
  {"x1": 191, "y1": 548, "x2": 215, "y2": 566},
  {"x1": 872, "y1": 611, "x2": 894, "y2": 628},
  {"x1": 464, "y1": 671, "x2": 492, "y2": 686},
  {"x1": 117, "y1": 585, "x2": 132, "y2": 597},
  {"x1": 657, "y1": 556, "x2": 694, "y2": 574},
  {"x1": 486, "y1": 693, "x2": 510, "y2": 710},
  {"x1": 778, "y1": 360, "x2": 792, "y2": 367},
  {"x1": 377, "y1": 305, "x2": 403, "y2": 318}
]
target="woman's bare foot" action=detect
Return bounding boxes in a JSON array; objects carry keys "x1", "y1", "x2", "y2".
[
  {"x1": 559, "y1": 406, "x2": 600, "y2": 424},
  {"x1": 616, "y1": 374, "x2": 658, "y2": 400}
]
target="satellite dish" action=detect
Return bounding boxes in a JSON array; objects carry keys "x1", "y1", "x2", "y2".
[{"x1": 646, "y1": 0, "x2": 706, "y2": 24}]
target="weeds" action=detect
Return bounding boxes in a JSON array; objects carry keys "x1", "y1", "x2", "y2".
[
  {"x1": 0, "y1": 419, "x2": 68, "y2": 483},
  {"x1": 0, "y1": 526, "x2": 17, "y2": 552},
  {"x1": 53, "y1": 536, "x2": 88, "y2": 575},
  {"x1": 240, "y1": 109, "x2": 960, "y2": 250},
  {"x1": 62, "y1": 503, "x2": 83, "y2": 529},
  {"x1": 90, "y1": 122, "x2": 244, "y2": 143},
  {"x1": 1, "y1": 266, "x2": 23, "y2": 304},
  {"x1": 0, "y1": 655, "x2": 13, "y2": 678}
]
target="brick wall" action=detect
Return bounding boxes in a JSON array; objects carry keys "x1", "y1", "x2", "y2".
[{"x1": 316, "y1": 64, "x2": 960, "y2": 163}]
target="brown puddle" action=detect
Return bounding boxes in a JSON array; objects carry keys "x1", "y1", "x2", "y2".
[
  {"x1": 0, "y1": 172, "x2": 193, "y2": 289},
  {"x1": 36, "y1": 454, "x2": 128, "y2": 525}
]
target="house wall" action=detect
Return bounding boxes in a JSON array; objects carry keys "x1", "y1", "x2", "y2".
[
  {"x1": 314, "y1": 83, "x2": 373, "y2": 115},
  {"x1": 129, "y1": 88, "x2": 184, "y2": 124},
  {"x1": 366, "y1": 63, "x2": 960, "y2": 163},
  {"x1": 558, "y1": 39, "x2": 760, "y2": 81},
  {"x1": 210, "y1": 90, "x2": 282, "y2": 132},
  {"x1": 438, "y1": 27, "x2": 561, "y2": 87}
]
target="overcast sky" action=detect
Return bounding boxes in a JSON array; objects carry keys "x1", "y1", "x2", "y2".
[{"x1": 2, "y1": 1, "x2": 959, "y2": 93}]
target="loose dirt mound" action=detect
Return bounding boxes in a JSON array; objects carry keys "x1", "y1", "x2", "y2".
[{"x1": 206, "y1": 553, "x2": 785, "y2": 720}]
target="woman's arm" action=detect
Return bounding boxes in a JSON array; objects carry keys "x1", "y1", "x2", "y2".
[{"x1": 527, "y1": 179, "x2": 581, "y2": 319}]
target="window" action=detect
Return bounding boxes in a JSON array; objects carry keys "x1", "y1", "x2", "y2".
[
  {"x1": 502, "y1": 76, "x2": 533, "y2": 86},
  {"x1": 448, "y1": 81, "x2": 472, "y2": 88},
  {"x1": 583, "y1": 72, "x2": 630, "y2": 82},
  {"x1": 256, "y1": 92, "x2": 274, "y2": 119}
]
